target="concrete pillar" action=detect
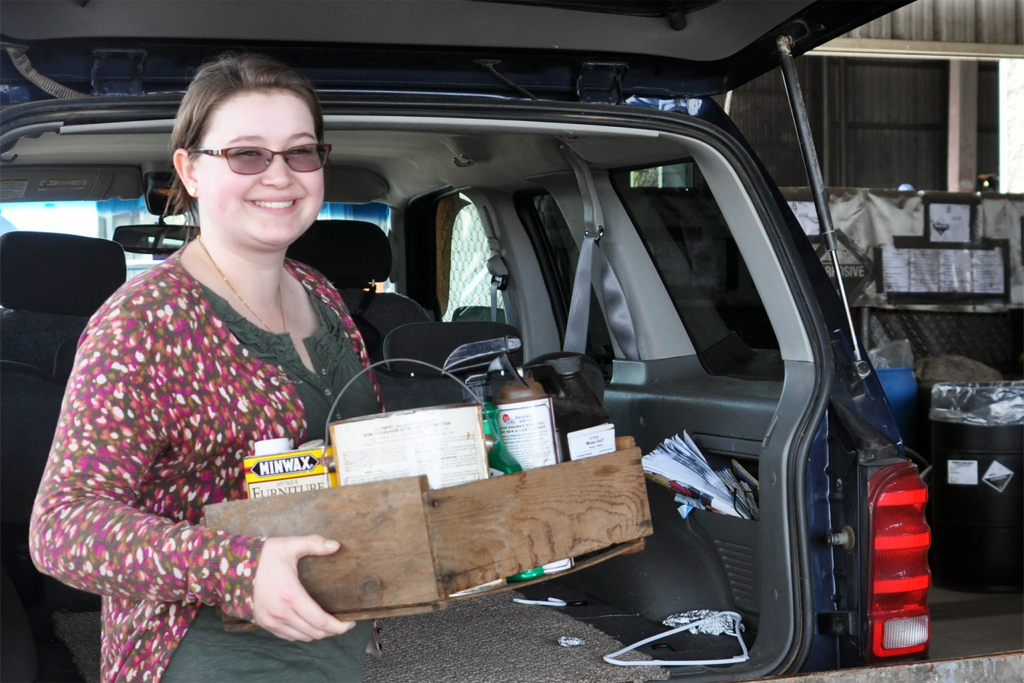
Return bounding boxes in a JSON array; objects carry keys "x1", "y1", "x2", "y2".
[
  {"x1": 947, "y1": 59, "x2": 978, "y2": 193},
  {"x1": 1000, "y1": 59, "x2": 1024, "y2": 194}
]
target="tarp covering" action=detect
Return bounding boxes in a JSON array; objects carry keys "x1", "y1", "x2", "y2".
[{"x1": 780, "y1": 188, "x2": 1023, "y2": 311}]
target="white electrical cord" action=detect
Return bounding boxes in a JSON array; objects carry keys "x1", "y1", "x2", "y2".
[
  {"x1": 512, "y1": 597, "x2": 567, "y2": 607},
  {"x1": 602, "y1": 611, "x2": 749, "y2": 667}
]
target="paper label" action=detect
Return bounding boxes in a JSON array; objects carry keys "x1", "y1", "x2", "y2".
[
  {"x1": 329, "y1": 404, "x2": 487, "y2": 490},
  {"x1": 244, "y1": 447, "x2": 332, "y2": 499},
  {"x1": 0, "y1": 179, "x2": 28, "y2": 200},
  {"x1": 497, "y1": 398, "x2": 558, "y2": 470},
  {"x1": 982, "y1": 461, "x2": 1014, "y2": 493},
  {"x1": 947, "y1": 459, "x2": 979, "y2": 485},
  {"x1": 567, "y1": 423, "x2": 616, "y2": 460}
]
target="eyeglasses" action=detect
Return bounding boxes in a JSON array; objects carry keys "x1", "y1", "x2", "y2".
[{"x1": 190, "y1": 144, "x2": 331, "y2": 175}]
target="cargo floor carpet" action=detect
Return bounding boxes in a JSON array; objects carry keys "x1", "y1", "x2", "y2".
[
  {"x1": 54, "y1": 592, "x2": 668, "y2": 683},
  {"x1": 363, "y1": 591, "x2": 668, "y2": 683}
]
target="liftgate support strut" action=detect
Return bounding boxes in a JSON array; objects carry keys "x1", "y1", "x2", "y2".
[{"x1": 777, "y1": 35, "x2": 867, "y2": 369}]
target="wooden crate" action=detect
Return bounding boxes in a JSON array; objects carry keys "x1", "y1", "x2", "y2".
[{"x1": 203, "y1": 437, "x2": 651, "y2": 623}]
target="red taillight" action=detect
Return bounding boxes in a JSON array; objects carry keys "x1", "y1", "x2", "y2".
[{"x1": 867, "y1": 461, "x2": 931, "y2": 662}]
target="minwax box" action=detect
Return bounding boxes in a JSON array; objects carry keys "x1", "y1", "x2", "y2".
[{"x1": 243, "y1": 446, "x2": 335, "y2": 499}]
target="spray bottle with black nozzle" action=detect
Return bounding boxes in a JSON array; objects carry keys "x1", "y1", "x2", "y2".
[{"x1": 442, "y1": 336, "x2": 525, "y2": 477}]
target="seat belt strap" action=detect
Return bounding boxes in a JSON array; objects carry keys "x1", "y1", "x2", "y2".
[
  {"x1": 563, "y1": 230, "x2": 597, "y2": 355},
  {"x1": 490, "y1": 278, "x2": 500, "y2": 323},
  {"x1": 561, "y1": 146, "x2": 639, "y2": 360},
  {"x1": 500, "y1": 288, "x2": 519, "y2": 330}
]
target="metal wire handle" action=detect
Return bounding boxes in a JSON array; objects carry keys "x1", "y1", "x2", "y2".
[{"x1": 322, "y1": 357, "x2": 484, "y2": 452}]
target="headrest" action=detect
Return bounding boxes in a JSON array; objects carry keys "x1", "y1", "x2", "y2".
[
  {"x1": 0, "y1": 231, "x2": 126, "y2": 316},
  {"x1": 286, "y1": 220, "x2": 391, "y2": 289},
  {"x1": 383, "y1": 321, "x2": 523, "y2": 376}
]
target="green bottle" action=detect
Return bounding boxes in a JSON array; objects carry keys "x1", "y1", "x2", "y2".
[
  {"x1": 484, "y1": 402, "x2": 522, "y2": 475},
  {"x1": 483, "y1": 399, "x2": 541, "y2": 581}
]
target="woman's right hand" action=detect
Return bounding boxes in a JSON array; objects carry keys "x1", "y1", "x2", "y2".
[{"x1": 252, "y1": 535, "x2": 356, "y2": 641}]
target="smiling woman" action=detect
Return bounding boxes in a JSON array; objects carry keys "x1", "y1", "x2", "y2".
[{"x1": 28, "y1": 53, "x2": 385, "y2": 683}]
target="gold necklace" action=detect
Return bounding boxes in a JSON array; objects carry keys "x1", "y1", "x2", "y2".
[{"x1": 197, "y1": 235, "x2": 286, "y2": 334}]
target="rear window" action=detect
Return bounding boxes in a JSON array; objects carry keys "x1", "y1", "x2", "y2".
[
  {"x1": 608, "y1": 160, "x2": 783, "y2": 380},
  {"x1": 0, "y1": 199, "x2": 391, "y2": 281}
]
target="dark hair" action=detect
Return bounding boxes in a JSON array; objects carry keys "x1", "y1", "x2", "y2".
[{"x1": 168, "y1": 53, "x2": 323, "y2": 218}]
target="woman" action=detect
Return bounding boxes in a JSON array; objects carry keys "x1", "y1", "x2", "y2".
[{"x1": 29, "y1": 53, "x2": 383, "y2": 682}]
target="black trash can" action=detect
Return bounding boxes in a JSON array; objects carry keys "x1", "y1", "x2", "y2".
[{"x1": 929, "y1": 382, "x2": 1024, "y2": 593}]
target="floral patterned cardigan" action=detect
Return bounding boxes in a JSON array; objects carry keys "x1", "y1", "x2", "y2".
[{"x1": 29, "y1": 254, "x2": 382, "y2": 683}]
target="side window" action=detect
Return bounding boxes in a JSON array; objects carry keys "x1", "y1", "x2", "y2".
[
  {"x1": 435, "y1": 194, "x2": 504, "y2": 323},
  {"x1": 523, "y1": 193, "x2": 615, "y2": 376},
  {"x1": 609, "y1": 160, "x2": 782, "y2": 380}
]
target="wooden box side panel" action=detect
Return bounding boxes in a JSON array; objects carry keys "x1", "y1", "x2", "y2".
[
  {"x1": 424, "y1": 448, "x2": 652, "y2": 594},
  {"x1": 203, "y1": 475, "x2": 443, "y2": 614}
]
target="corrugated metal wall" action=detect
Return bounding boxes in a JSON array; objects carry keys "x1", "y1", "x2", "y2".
[
  {"x1": 720, "y1": 56, "x2": 998, "y2": 191},
  {"x1": 978, "y1": 62, "x2": 999, "y2": 181},
  {"x1": 828, "y1": 58, "x2": 948, "y2": 190},
  {"x1": 846, "y1": 0, "x2": 1024, "y2": 45},
  {"x1": 714, "y1": 58, "x2": 822, "y2": 189}
]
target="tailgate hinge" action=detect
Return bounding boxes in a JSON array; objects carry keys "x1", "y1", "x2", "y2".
[
  {"x1": 576, "y1": 62, "x2": 627, "y2": 105},
  {"x1": 91, "y1": 49, "x2": 147, "y2": 96}
]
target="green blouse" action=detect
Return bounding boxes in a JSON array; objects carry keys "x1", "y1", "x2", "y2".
[
  {"x1": 200, "y1": 282, "x2": 380, "y2": 439},
  {"x1": 163, "y1": 282, "x2": 380, "y2": 683}
]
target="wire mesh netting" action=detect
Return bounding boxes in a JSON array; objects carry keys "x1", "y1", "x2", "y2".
[
  {"x1": 443, "y1": 201, "x2": 504, "y2": 323},
  {"x1": 867, "y1": 309, "x2": 1018, "y2": 376}
]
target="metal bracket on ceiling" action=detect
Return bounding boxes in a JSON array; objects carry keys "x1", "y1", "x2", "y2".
[
  {"x1": 665, "y1": 2, "x2": 689, "y2": 31},
  {"x1": 91, "y1": 49, "x2": 147, "y2": 97},
  {"x1": 576, "y1": 62, "x2": 627, "y2": 105}
]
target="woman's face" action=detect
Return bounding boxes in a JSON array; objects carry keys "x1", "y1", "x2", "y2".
[{"x1": 178, "y1": 90, "x2": 324, "y2": 254}]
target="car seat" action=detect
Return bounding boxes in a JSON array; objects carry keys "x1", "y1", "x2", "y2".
[
  {"x1": 0, "y1": 231, "x2": 126, "y2": 521},
  {"x1": 286, "y1": 220, "x2": 430, "y2": 363},
  {"x1": 0, "y1": 231, "x2": 126, "y2": 380},
  {"x1": 0, "y1": 232, "x2": 123, "y2": 631},
  {"x1": 378, "y1": 321, "x2": 523, "y2": 411}
]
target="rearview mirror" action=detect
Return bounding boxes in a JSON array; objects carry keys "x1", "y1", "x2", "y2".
[{"x1": 112, "y1": 223, "x2": 192, "y2": 256}]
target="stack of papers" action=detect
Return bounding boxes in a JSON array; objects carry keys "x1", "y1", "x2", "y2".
[{"x1": 642, "y1": 432, "x2": 759, "y2": 520}]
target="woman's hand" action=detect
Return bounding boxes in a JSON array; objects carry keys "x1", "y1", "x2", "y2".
[{"x1": 252, "y1": 535, "x2": 356, "y2": 641}]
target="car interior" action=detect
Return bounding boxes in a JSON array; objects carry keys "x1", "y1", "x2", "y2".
[{"x1": 0, "y1": 112, "x2": 825, "y2": 677}]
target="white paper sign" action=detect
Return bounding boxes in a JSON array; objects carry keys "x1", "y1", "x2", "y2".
[
  {"x1": 883, "y1": 245, "x2": 1007, "y2": 297},
  {"x1": 909, "y1": 249, "x2": 940, "y2": 292},
  {"x1": 982, "y1": 461, "x2": 1014, "y2": 493},
  {"x1": 938, "y1": 249, "x2": 973, "y2": 292},
  {"x1": 929, "y1": 203, "x2": 971, "y2": 242},
  {"x1": 789, "y1": 201, "x2": 820, "y2": 236},
  {"x1": 881, "y1": 245, "x2": 911, "y2": 293},
  {"x1": 971, "y1": 249, "x2": 1005, "y2": 294},
  {"x1": 947, "y1": 459, "x2": 979, "y2": 485}
]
